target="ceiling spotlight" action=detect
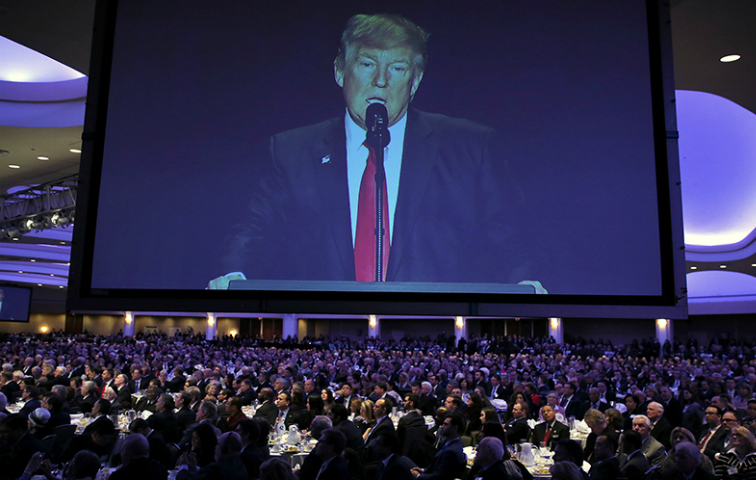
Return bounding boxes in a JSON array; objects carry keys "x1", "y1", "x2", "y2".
[
  {"x1": 690, "y1": 266, "x2": 697, "y2": 270},
  {"x1": 69, "y1": 148, "x2": 82, "y2": 154},
  {"x1": 720, "y1": 54, "x2": 741, "y2": 63},
  {"x1": 720, "y1": 265, "x2": 727, "y2": 269},
  {"x1": 8, "y1": 165, "x2": 20, "y2": 169},
  {"x1": 37, "y1": 156, "x2": 50, "y2": 160},
  {"x1": 51, "y1": 213, "x2": 71, "y2": 227},
  {"x1": 25, "y1": 218, "x2": 44, "y2": 230}
]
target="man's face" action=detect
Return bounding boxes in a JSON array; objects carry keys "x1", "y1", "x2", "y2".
[
  {"x1": 490, "y1": 377, "x2": 499, "y2": 387},
  {"x1": 747, "y1": 403, "x2": 756, "y2": 418},
  {"x1": 512, "y1": 403, "x2": 525, "y2": 419},
  {"x1": 647, "y1": 403, "x2": 663, "y2": 422},
  {"x1": 441, "y1": 417, "x2": 456, "y2": 437},
  {"x1": 156, "y1": 397, "x2": 166, "y2": 412},
  {"x1": 722, "y1": 412, "x2": 740, "y2": 429},
  {"x1": 593, "y1": 436, "x2": 612, "y2": 461},
  {"x1": 274, "y1": 380, "x2": 283, "y2": 392},
  {"x1": 444, "y1": 397, "x2": 455, "y2": 410},
  {"x1": 542, "y1": 406, "x2": 556, "y2": 423},
  {"x1": 625, "y1": 397, "x2": 637, "y2": 411},
  {"x1": 103, "y1": 371, "x2": 112, "y2": 382},
  {"x1": 374, "y1": 399, "x2": 387, "y2": 418},
  {"x1": 705, "y1": 408, "x2": 722, "y2": 427},
  {"x1": 411, "y1": 385, "x2": 421, "y2": 395},
  {"x1": 589, "y1": 390, "x2": 599, "y2": 403},
  {"x1": 304, "y1": 380, "x2": 314, "y2": 393},
  {"x1": 632, "y1": 419, "x2": 650, "y2": 438},
  {"x1": 335, "y1": 45, "x2": 422, "y2": 130},
  {"x1": 132, "y1": 370, "x2": 142, "y2": 380},
  {"x1": 673, "y1": 448, "x2": 698, "y2": 475},
  {"x1": 275, "y1": 393, "x2": 289, "y2": 410}
]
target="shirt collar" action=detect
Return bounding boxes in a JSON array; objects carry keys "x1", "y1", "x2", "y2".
[{"x1": 345, "y1": 108, "x2": 408, "y2": 158}]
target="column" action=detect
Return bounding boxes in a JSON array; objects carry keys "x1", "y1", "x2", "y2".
[
  {"x1": 548, "y1": 317, "x2": 563, "y2": 344},
  {"x1": 206, "y1": 313, "x2": 217, "y2": 341},
  {"x1": 282, "y1": 314, "x2": 298, "y2": 340},
  {"x1": 123, "y1": 311, "x2": 135, "y2": 337},
  {"x1": 656, "y1": 319, "x2": 673, "y2": 354},
  {"x1": 454, "y1": 316, "x2": 468, "y2": 343},
  {"x1": 368, "y1": 315, "x2": 380, "y2": 339}
]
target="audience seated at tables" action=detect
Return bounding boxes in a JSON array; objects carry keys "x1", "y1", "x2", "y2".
[{"x1": 1, "y1": 330, "x2": 756, "y2": 480}]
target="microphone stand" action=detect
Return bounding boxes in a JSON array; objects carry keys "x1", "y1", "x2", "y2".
[{"x1": 366, "y1": 106, "x2": 390, "y2": 282}]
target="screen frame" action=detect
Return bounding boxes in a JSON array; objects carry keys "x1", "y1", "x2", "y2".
[
  {"x1": 67, "y1": 0, "x2": 687, "y2": 319},
  {"x1": 0, "y1": 283, "x2": 33, "y2": 323}
]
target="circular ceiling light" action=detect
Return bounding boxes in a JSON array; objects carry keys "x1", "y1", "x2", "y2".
[{"x1": 720, "y1": 55, "x2": 741, "y2": 63}]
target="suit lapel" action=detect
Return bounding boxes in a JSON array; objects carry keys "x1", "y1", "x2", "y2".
[
  {"x1": 388, "y1": 109, "x2": 437, "y2": 280},
  {"x1": 312, "y1": 119, "x2": 355, "y2": 279}
]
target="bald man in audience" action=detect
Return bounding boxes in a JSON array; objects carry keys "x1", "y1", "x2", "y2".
[
  {"x1": 468, "y1": 437, "x2": 520, "y2": 480},
  {"x1": 109, "y1": 433, "x2": 168, "y2": 480},
  {"x1": 647, "y1": 401, "x2": 673, "y2": 450}
]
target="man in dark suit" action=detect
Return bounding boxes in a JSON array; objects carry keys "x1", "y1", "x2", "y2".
[
  {"x1": 504, "y1": 401, "x2": 531, "y2": 445},
  {"x1": 109, "y1": 433, "x2": 168, "y2": 480},
  {"x1": 588, "y1": 434, "x2": 620, "y2": 480},
  {"x1": 18, "y1": 386, "x2": 41, "y2": 418},
  {"x1": 176, "y1": 432, "x2": 248, "y2": 480},
  {"x1": 371, "y1": 432, "x2": 417, "y2": 480},
  {"x1": 77, "y1": 381, "x2": 98, "y2": 414},
  {"x1": 697, "y1": 406, "x2": 728, "y2": 462},
  {"x1": 252, "y1": 388, "x2": 277, "y2": 425},
  {"x1": 366, "y1": 398, "x2": 396, "y2": 444},
  {"x1": 585, "y1": 388, "x2": 609, "y2": 413},
  {"x1": 112, "y1": 374, "x2": 133, "y2": 411},
  {"x1": 411, "y1": 413, "x2": 466, "y2": 480},
  {"x1": 175, "y1": 392, "x2": 196, "y2": 429},
  {"x1": 562, "y1": 382, "x2": 586, "y2": 420},
  {"x1": 235, "y1": 379, "x2": 256, "y2": 407},
  {"x1": 210, "y1": 13, "x2": 541, "y2": 292},
  {"x1": 531, "y1": 405, "x2": 570, "y2": 450},
  {"x1": 328, "y1": 403, "x2": 365, "y2": 452},
  {"x1": 312, "y1": 429, "x2": 350, "y2": 479},
  {"x1": 467, "y1": 437, "x2": 513, "y2": 480},
  {"x1": 619, "y1": 430, "x2": 649, "y2": 480},
  {"x1": 647, "y1": 401, "x2": 674, "y2": 450},
  {"x1": 489, "y1": 375, "x2": 508, "y2": 401}
]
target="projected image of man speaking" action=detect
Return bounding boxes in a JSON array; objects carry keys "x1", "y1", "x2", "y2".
[{"x1": 210, "y1": 13, "x2": 544, "y2": 291}]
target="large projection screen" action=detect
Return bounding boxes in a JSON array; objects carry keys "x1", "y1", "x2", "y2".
[{"x1": 68, "y1": 0, "x2": 687, "y2": 318}]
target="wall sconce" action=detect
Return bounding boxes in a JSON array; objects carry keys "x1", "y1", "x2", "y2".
[
  {"x1": 229, "y1": 329, "x2": 237, "y2": 337},
  {"x1": 550, "y1": 318, "x2": 559, "y2": 329},
  {"x1": 207, "y1": 313, "x2": 215, "y2": 327},
  {"x1": 369, "y1": 315, "x2": 377, "y2": 329},
  {"x1": 124, "y1": 311, "x2": 133, "y2": 324},
  {"x1": 657, "y1": 319, "x2": 668, "y2": 329},
  {"x1": 455, "y1": 316, "x2": 464, "y2": 329},
  {"x1": 40, "y1": 324, "x2": 49, "y2": 334}
]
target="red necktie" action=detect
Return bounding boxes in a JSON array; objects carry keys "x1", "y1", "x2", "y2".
[
  {"x1": 543, "y1": 424, "x2": 551, "y2": 445},
  {"x1": 354, "y1": 143, "x2": 390, "y2": 281}
]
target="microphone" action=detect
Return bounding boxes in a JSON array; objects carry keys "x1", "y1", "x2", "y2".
[{"x1": 365, "y1": 103, "x2": 391, "y2": 149}]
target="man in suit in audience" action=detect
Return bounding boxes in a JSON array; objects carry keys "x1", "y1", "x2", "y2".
[
  {"x1": 366, "y1": 398, "x2": 397, "y2": 444},
  {"x1": 175, "y1": 392, "x2": 196, "y2": 429},
  {"x1": 112, "y1": 374, "x2": 133, "y2": 411},
  {"x1": 176, "y1": 432, "x2": 247, "y2": 480},
  {"x1": 235, "y1": 379, "x2": 256, "y2": 407},
  {"x1": 619, "y1": 430, "x2": 649, "y2": 480},
  {"x1": 588, "y1": 434, "x2": 621, "y2": 480},
  {"x1": 562, "y1": 382, "x2": 586, "y2": 420},
  {"x1": 467, "y1": 437, "x2": 515, "y2": 480},
  {"x1": 489, "y1": 374, "x2": 508, "y2": 401},
  {"x1": 273, "y1": 391, "x2": 298, "y2": 429},
  {"x1": 697, "y1": 405, "x2": 728, "y2": 462},
  {"x1": 108, "y1": 433, "x2": 168, "y2": 480},
  {"x1": 312, "y1": 429, "x2": 350, "y2": 479},
  {"x1": 647, "y1": 401, "x2": 674, "y2": 450},
  {"x1": 371, "y1": 432, "x2": 417, "y2": 480},
  {"x1": 504, "y1": 401, "x2": 531, "y2": 445},
  {"x1": 411, "y1": 413, "x2": 466, "y2": 480},
  {"x1": 632, "y1": 414, "x2": 666, "y2": 467},
  {"x1": 531, "y1": 405, "x2": 570, "y2": 450},
  {"x1": 253, "y1": 388, "x2": 277, "y2": 424},
  {"x1": 328, "y1": 403, "x2": 365, "y2": 452},
  {"x1": 585, "y1": 388, "x2": 609, "y2": 413}
]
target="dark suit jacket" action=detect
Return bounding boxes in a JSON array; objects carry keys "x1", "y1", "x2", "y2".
[
  {"x1": 253, "y1": 400, "x2": 277, "y2": 424},
  {"x1": 176, "y1": 456, "x2": 248, "y2": 480},
  {"x1": 530, "y1": 420, "x2": 570, "y2": 449},
  {"x1": 466, "y1": 460, "x2": 512, "y2": 480},
  {"x1": 236, "y1": 389, "x2": 256, "y2": 407},
  {"x1": 418, "y1": 438, "x2": 466, "y2": 480},
  {"x1": 336, "y1": 420, "x2": 365, "y2": 452},
  {"x1": 697, "y1": 425, "x2": 728, "y2": 461},
  {"x1": 366, "y1": 415, "x2": 396, "y2": 444},
  {"x1": 378, "y1": 454, "x2": 416, "y2": 480},
  {"x1": 621, "y1": 450, "x2": 650, "y2": 480},
  {"x1": 589, "y1": 457, "x2": 621, "y2": 480},
  {"x1": 113, "y1": 384, "x2": 133, "y2": 410},
  {"x1": 504, "y1": 417, "x2": 531, "y2": 445},
  {"x1": 109, "y1": 457, "x2": 168, "y2": 480},
  {"x1": 650, "y1": 416, "x2": 674, "y2": 450},
  {"x1": 224, "y1": 109, "x2": 531, "y2": 285},
  {"x1": 18, "y1": 398, "x2": 41, "y2": 418},
  {"x1": 77, "y1": 394, "x2": 97, "y2": 414}
]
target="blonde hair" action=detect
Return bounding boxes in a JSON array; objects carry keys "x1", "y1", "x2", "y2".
[{"x1": 361, "y1": 399, "x2": 375, "y2": 423}]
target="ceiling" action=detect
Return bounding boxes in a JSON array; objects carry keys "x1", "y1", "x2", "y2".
[{"x1": 0, "y1": 0, "x2": 754, "y2": 309}]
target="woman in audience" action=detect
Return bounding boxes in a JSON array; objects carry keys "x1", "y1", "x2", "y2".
[
  {"x1": 349, "y1": 397, "x2": 363, "y2": 419},
  {"x1": 357, "y1": 399, "x2": 376, "y2": 438},
  {"x1": 299, "y1": 395, "x2": 324, "y2": 430},
  {"x1": 604, "y1": 408, "x2": 624, "y2": 435},
  {"x1": 733, "y1": 384, "x2": 753, "y2": 411},
  {"x1": 203, "y1": 382, "x2": 219, "y2": 402},
  {"x1": 320, "y1": 388, "x2": 335, "y2": 408},
  {"x1": 679, "y1": 387, "x2": 705, "y2": 438},
  {"x1": 190, "y1": 422, "x2": 218, "y2": 468},
  {"x1": 714, "y1": 426, "x2": 756, "y2": 479},
  {"x1": 473, "y1": 386, "x2": 493, "y2": 409},
  {"x1": 477, "y1": 407, "x2": 506, "y2": 447},
  {"x1": 465, "y1": 393, "x2": 484, "y2": 435}
]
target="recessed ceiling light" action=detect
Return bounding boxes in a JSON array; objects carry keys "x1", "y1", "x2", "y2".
[
  {"x1": 18, "y1": 271, "x2": 23, "y2": 273},
  {"x1": 12, "y1": 238, "x2": 18, "y2": 241},
  {"x1": 50, "y1": 274, "x2": 55, "y2": 276},
  {"x1": 720, "y1": 54, "x2": 741, "y2": 63},
  {"x1": 60, "y1": 241, "x2": 66, "y2": 245},
  {"x1": 690, "y1": 266, "x2": 697, "y2": 270},
  {"x1": 58, "y1": 286, "x2": 64, "y2": 288},
  {"x1": 720, "y1": 265, "x2": 727, "y2": 268},
  {"x1": 37, "y1": 284, "x2": 42, "y2": 287},
  {"x1": 37, "y1": 156, "x2": 49, "y2": 160},
  {"x1": 30, "y1": 259, "x2": 36, "y2": 262},
  {"x1": 8, "y1": 165, "x2": 20, "y2": 169},
  {"x1": 69, "y1": 148, "x2": 82, "y2": 154}
]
